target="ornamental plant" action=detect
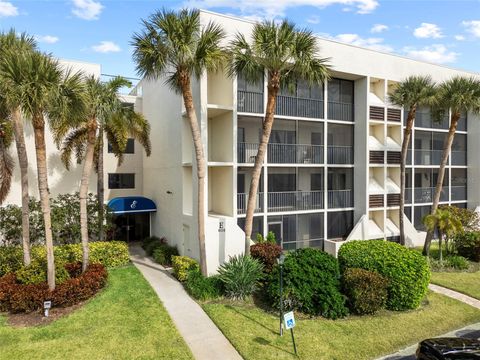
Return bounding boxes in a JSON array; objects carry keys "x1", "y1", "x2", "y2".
[{"x1": 218, "y1": 255, "x2": 263, "y2": 300}]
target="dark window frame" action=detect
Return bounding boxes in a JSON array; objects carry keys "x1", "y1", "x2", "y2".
[{"x1": 108, "y1": 173, "x2": 135, "y2": 189}]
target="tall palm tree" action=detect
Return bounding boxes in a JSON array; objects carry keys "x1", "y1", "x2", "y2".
[
  {"x1": 389, "y1": 76, "x2": 437, "y2": 246},
  {"x1": 228, "y1": 20, "x2": 331, "y2": 254},
  {"x1": 0, "y1": 30, "x2": 37, "y2": 265},
  {"x1": 131, "y1": 8, "x2": 225, "y2": 275},
  {"x1": 423, "y1": 76, "x2": 480, "y2": 256},
  {"x1": 60, "y1": 76, "x2": 151, "y2": 271},
  {"x1": 0, "y1": 118, "x2": 13, "y2": 204},
  {"x1": 3, "y1": 50, "x2": 85, "y2": 290},
  {"x1": 423, "y1": 208, "x2": 463, "y2": 262}
]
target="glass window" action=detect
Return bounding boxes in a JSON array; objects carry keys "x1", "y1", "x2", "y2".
[
  {"x1": 238, "y1": 216, "x2": 263, "y2": 239},
  {"x1": 238, "y1": 71, "x2": 264, "y2": 93},
  {"x1": 268, "y1": 173, "x2": 296, "y2": 192},
  {"x1": 108, "y1": 138, "x2": 134, "y2": 154},
  {"x1": 108, "y1": 173, "x2": 135, "y2": 189},
  {"x1": 310, "y1": 173, "x2": 323, "y2": 191},
  {"x1": 414, "y1": 205, "x2": 430, "y2": 231},
  {"x1": 328, "y1": 124, "x2": 353, "y2": 146},
  {"x1": 328, "y1": 168, "x2": 353, "y2": 190},
  {"x1": 327, "y1": 211, "x2": 353, "y2": 239}
]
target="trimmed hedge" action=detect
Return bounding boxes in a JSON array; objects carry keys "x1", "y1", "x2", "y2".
[
  {"x1": 0, "y1": 262, "x2": 108, "y2": 313},
  {"x1": 342, "y1": 268, "x2": 388, "y2": 315},
  {"x1": 172, "y1": 256, "x2": 199, "y2": 282},
  {"x1": 250, "y1": 243, "x2": 282, "y2": 273},
  {"x1": 153, "y1": 245, "x2": 179, "y2": 266},
  {"x1": 453, "y1": 231, "x2": 480, "y2": 262},
  {"x1": 0, "y1": 241, "x2": 129, "y2": 276},
  {"x1": 338, "y1": 240, "x2": 430, "y2": 311},
  {"x1": 267, "y1": 248, "x2": 348, "y2": 319},
  {"x1": 184, "y1": 269, "x2": 223, "y2": 301}
]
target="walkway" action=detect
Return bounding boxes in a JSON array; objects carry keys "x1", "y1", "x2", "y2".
[
  {"x1": 377, "y1": 283, "x2": 480, "y2": 360},
  {"x1": 129, "y1": 244, "x2": 243, "y2": 360}
]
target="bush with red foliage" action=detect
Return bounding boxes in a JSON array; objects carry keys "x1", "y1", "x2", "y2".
[
  {"x1": 250, "y1": 243, "x2": 282, "y2": 273},
  {"x1": 0, "y1": 262, "x2": 108, "y2": 313}
]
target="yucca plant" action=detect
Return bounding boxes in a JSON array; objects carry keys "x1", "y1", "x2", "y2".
[{"x1": 217, "y1": 254, "x2": 263, "y2": 300}]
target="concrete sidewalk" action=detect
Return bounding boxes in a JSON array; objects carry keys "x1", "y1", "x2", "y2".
[
  {"x1": 429, "y1": 283, "x2": 480, "y2": 309},
  {"x1": 130, "y1": 244, "x2": 243, "y2": 360}
]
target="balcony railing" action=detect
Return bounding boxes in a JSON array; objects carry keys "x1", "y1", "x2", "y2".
[
  {"x1": 237, "y1": 142, "x2": 259, "y2": 163},
  {"x1": 268, "y1": 143, "x2": 324, "y2": 164},
  {"x1": 328, "y1": 190, "x2": 353, "y2": 208},
  {"x1": 413, "y1": 113, "x2": 449, "y2": 129},
  {"x1": 414, "y1": 149, "x2": 443, "y2": 165},
  {"x1": 405, "y1": 188, "x2": 412, "y2": 204},
  {"x1": 237, "y1": 192, "x2": 263, "y2": 214},
  {"x1": 282, "y1": 238, "x2": 323, "y2": 251},
  {"x1": 410, "y1": 187, "x2": 449, "y2": 203},
  {"x1": 268, "y1": 191, "x2": 324, "y2": 212},
  {"x1": 327, "y1": 145, "x2": 354, "y2": 164},
  {"x1": 327, "y1": 101, "x2": 354, "y2": 122},
  {"x1": 451, "y1": 151, "x2": 467, "y2": 166},
  {"x1": 275, "y1": 95, "x2": 324, "y2": 119},
  {"x1": 237, "y1": 90, "x2": 263, "y2": 113},
  {"x1": 451, "y1": 186, "x2": 467, "y2": 201}
]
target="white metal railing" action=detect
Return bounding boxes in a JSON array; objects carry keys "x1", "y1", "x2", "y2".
[
  {"x1": 328, "y1": 189, "x2": 353, "y2": 208},
  {"x1": 237, "y1": 192, "x2": 263, "y2": 214},
  {"x1": 267, "y1": 191, "x2": 324, "y2": 212},
  {"x1": 237, "y1": 90, "x2": 263, "y2": 113},
  {"x1": 268, "y1": 143, "x2": 324, "y2": 164},
  {"x1": 327, "y1": 101, "x2": 354, "y2": 121},
  {"x1": 237, "y1": 142, "x2": 259, "y2": 163},
  {"x1": 327, "y1": 145, "x2": 353, "y2": 164}
]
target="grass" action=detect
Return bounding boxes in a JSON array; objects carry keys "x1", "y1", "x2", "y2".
[
  {"x1": 431, "y1": 271, "x2": 480, "y2": 300},
  {"x1": 203, "y1": 292, "x2": 480, "y2": 360},
  {"x1": 0, "y1": 265, "x2": 193, "y2": 360}
]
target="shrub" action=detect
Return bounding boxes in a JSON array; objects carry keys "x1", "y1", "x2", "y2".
[
  {"x1": 184, "y1": 269, "x2": 223, "y2": 301},
  {"x1": 0, "y1": 241, "x2": 129, "y2": 277},
  {"x1": 218, "y1": 255, "x2": 263, "y2": 300},
  {"x1": 0, "y1": 263, "x2": 108, "y2": 313},
  {"x1": 153, "y1": 244, "x2": 179, "y2": 266},
  {"x1": 342, "y1": 268, "x2": 388, "y2": 315},
  {"x1": 446, "y1": 255, "x2": 470, "y2": 270},
  {"x1": 172, "y1": 256, "x2": 199, "y2": 282},
  {"x1": 453, "y1": 231, "x2": 480, "y2": 262},
  {"x1": 16, "y1": 260, "x2": 71, "y2": 285},
  {"x1": 338, "y1": 240, "x2": 430, "y2": 311},
  {"x1": 143, "y1": 236, "x2": 168, "y2": 256},
  {"x1": 250, "y1": 243, "x2": 282, "y2": 273},
  {"x1": 266, "y1": 248, "x2": 348, "y2": 319}
]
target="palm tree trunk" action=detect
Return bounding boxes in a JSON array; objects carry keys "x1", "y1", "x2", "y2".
[
  {"x1": 80, "y1": 126, "x2": 96, "y2": 272},
  {"x1": 97, "y1": 126, "x2": 104, "y2": 241},
  {"x1": 244, "y1": 74, "x2": 280, "y2": 255},
  {"x1": 438, "y1": 231, "x2": 443, "y2": 262},
  {"x1": 11, "y1": 108, "x2": 31, "y2": 265},
  {"x1": 32, "y1": 115, "x2": 55, "y2": 290},
  {"x1": 399, "y1": 107, "x2": 416, "y2": 246},
  {"x1": 423, "y1": 113, "x2": 460, "y2": 256},
  {"x1": 180, "y1": 74, "x2": 207, "y2": 276}
]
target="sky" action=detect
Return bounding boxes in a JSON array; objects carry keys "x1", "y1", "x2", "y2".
[{"x1": 0, "y1": 0, "x2": 479, "y2": 82}]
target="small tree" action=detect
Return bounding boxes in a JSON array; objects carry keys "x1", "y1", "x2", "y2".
[
  {"x1": 423, "y1": 208, "x2": 463, "y2": 262},
  {"x1": 228, "y1": 20, "x2": 330, "y2": 254}
]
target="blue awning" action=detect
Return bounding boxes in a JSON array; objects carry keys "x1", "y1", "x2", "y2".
[{"x1": 107, "y1": 196, "x2": 157, "y2": 214}]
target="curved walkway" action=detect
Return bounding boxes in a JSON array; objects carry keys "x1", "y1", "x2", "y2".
[
  {"x1": 129, "y1": 244, "x2": 243, "y2": 360},
  {"x1": 429, "y1": 283, "x2": 480, "y2": 309}
]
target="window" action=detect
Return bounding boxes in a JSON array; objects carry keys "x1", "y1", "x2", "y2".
[
  {"x1": 327, "y1": 211, "x2": 353, "y2": 239},
  {"x1": 108, "y1": 173, "x2": 135, "y2": 189},
  {"x1": 108, "y1": 138, "x2": 134, "y2": 154},
  {"x1": 327, "y1": 78, "x2": 354, "y2": 104},
  {"x1": 237, "y1": 71, "x2": 263, "y2": 93},
  {"x1": 311, "y1": 173, "x2": 323, "y2": 191},
  {"x1": 268, "y1": 173, "x2": 296, "y2": 192}
]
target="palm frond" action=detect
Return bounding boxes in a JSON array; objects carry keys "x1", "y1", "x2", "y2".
[{"x1": 0, "y1": 133, "x2": 14, "y2": 204}]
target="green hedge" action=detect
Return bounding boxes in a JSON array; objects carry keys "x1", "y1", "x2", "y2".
[
  {"x1": 338, "y1": 240, "x2": 430, "y2": 311},
  {"x1": 0, "y1": 241, "x2": 130, "y2": 276},
  {"x1": 172, "y1": 256, "x2": 199, "y2": 282},
  {"x1": 453, "y1": 231, "x2": 480, "y2": 262}
]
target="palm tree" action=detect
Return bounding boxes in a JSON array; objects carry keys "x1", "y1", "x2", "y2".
[
  {"x1": 423, "y1": 76, "x2": 480, "y2": 256},
  {"x1": 423, "y1": 208, "x2": 463, "y2": 262},
  {"x1": 131, "y1": 8, "x2": 225, "y2": 275},
  {"x1": 389, "y1": 76, "x2": 437, "y2": 246},
  {"x1": 228, "y1": 20, "x2": 331, "y2": 254},
  {"x1": 0, "y1": 30, "x2": 37, "y2": 265},
  {"x1": 3, "y1": 50, "x2": 85, "y2": 290},
  {"x1": 0, "y1": 118, "x2": 13, "y2": 204},
  {"x1": 60, "y1": 76, "x2": 151, "y2": 271}
]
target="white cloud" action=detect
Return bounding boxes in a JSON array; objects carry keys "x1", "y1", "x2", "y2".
[
  {"x1": 184, "y1": 0, "x2": 379, "y2": 18},
  {"x1": 462, "y1": 20, "x2": 480, "y2": 38},
  {"x1": 71, "y1": 0, "x2": 103, "y2": 20},
  {"x1": 370, "y1": 24, "x2": 388, "y2": 33},
  {"x1": 455, "y1": 34, "x2": 465, "y2": 41},
  {"x1": 91, "y1": 41, "x2": 121, "y2": 53},
  {"x1": 403, "y1": 44, "x2": 458, "y2": 64},
  {"x1": 330, "y1": 33, "x2": 393, "y2": 52},
  {"x1": 35, "y1": 35, "x2": 59, "y2": 44},
  {"x1": 0, "y1": 1, "x2": 18, "y2": 17},
  {"x1": 307, "y1": 15, "x2": 320, "y2": 24},
  {"x1": 413, "y1": 23, "x2": 443, "y2": 39}
]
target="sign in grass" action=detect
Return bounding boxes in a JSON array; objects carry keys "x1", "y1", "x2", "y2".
[{"x1": 283, "y1": 311, "x2": 297, "y2": 355}]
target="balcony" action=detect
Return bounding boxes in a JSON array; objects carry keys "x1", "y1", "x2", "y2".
[
  {"x1": 451, "y1": 151, "x2": 467, "y2": 166},
  {"x1": 328, "y1": 190, "x2": 353, "y2": 208},
  {"x1": 237, "y1": 90, "x2": 263, "y2": 113},
  {"x1": 237, "y1": 192, "x2": 263, "y2": 214},
  {"x1": 414, "y1": 150, "x2": 443, "y2": 165},
  {"x1": 410, "y1": 187, "x2": 449, "y2": 203},
  {"x1": 328, "y1": 101, "x2": 354, "y2": 122},
  {"x1": 268, "y1": 191, "x2": 324, "y2": 212},
  {"x1": 275, "y1": 95, "x2": 324, "y2": 119},
  {"x1": 268, "y1": 143, "x2": 324, "y2": 164},
  {"x1": 237, "y1": 143, "x2": 259, "y2": 163},
  {"x1": 328, "y1": 145, "x2": 354, "y2": 164},
  {"x1": 451, "y1": 186, "x2": 467, "y2": 201}
]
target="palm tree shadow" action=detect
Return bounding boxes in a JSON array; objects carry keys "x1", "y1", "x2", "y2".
[
  {"x1": 225, "y1": 304, "x2": 278, "y2": 335},
  {"x1": 253, "y1": 336, "x2": 296, "y2": 356}
]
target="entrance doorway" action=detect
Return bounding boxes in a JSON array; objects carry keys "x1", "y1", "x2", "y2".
[
  {"x1": 268, "y1": 221, "x2": 283, "y2": 247},
  {"x1": 113, "y1": 213, "x2": 150, "y2": 242}
]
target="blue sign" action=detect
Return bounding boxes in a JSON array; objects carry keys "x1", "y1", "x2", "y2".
[
  {"x1": 107, "y1": 196, "x2": 157, "y2": 214},
  {"x1": 284, "y1": 311, "x2": 296, "y2": 330}
]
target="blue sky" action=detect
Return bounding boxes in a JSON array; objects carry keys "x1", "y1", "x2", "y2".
[{"x1": 0, "y1": 0, "x2": 479, "y2": 80}]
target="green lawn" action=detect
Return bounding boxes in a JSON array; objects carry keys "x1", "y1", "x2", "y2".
[
  {"x1": 0, "y1": 265, "x2": 193, "y2": 360},
  {"x1": 431, "y1": 271, "x2": 480, "y2": 299},
  {"x1": 203, "y1": 292, "x2": 480, "y2": 360}
]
